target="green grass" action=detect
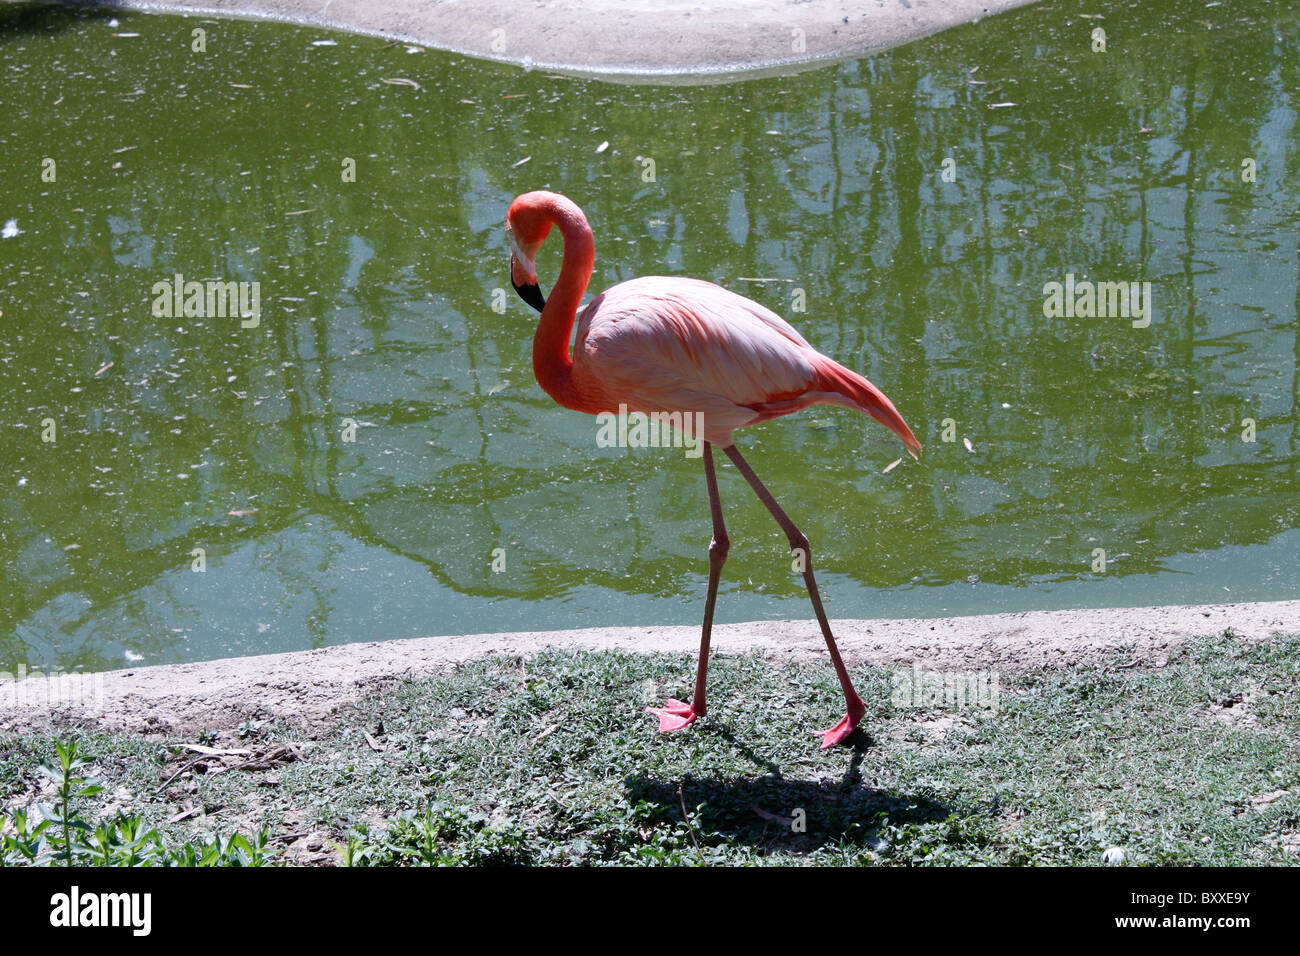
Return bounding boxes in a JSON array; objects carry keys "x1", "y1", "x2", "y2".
[{"x1": 3, "y1": 632, "x2": 1298, "y2": 865}]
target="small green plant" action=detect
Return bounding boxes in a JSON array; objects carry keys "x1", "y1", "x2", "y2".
[
  {"x1": 0, "y1": 738, "x2": 278, "y2": 867},
  {"x1": 37, "y1": 739, "x2": 102, "y2": 866},
  {"x1": 0, "y1": 808, "x2": 47, "y2": 865}
]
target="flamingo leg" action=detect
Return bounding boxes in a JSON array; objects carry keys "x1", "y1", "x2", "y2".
[
  {"x1": 646, "y1": 441, "x2": 729, "y2": 733},
  {"x1": 721, "y1": 444, "x2": 866, "y2": 748}
]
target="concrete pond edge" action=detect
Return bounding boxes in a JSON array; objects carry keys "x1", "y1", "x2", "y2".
[
  {"x1": 3, "y1": 599, "x2": 1297, "y2": 735},
  {"x1": 86, "y1": 0, "x2": 1039, "y2": 81}
]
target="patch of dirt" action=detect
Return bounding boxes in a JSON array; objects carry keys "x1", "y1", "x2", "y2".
[
  {"x1": 914, "y1": 715, "x2": 959, "y2": 738},
  {"x1": 1, "y1": 600, "x2": 1296, "y2": 739},
  {"x1": 1199, "y1": 683, "x2": 1265, "y2": 728},
  {"x1": 1264, "y1": 832, "x2": 1300, "y2": 856}
]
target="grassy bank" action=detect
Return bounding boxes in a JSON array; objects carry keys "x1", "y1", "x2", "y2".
[{"x1": 3, "y1": 632, "x2": 1298, "y2": 865}]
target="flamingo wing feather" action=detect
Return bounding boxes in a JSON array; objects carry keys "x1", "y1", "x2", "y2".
[{"x1": 572, "y1": 277, "x2": 822, "y2": 443}]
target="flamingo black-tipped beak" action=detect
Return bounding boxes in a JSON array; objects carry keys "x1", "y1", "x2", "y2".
[
  {"x1": 512, "y1": 272, "x2": 546, "y2": 313},
  {"x1": 508, "y1": 232, "x2": 545, "y2": 312}
]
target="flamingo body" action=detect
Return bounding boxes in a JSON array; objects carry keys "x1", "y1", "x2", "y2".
[{"x1": 567, "y1": 276, "x2": 919, "y2": 450}]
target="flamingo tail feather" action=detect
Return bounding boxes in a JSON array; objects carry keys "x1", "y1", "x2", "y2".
[{"x1": 811, "y1": 357, "x2": 922, "y2": 459}]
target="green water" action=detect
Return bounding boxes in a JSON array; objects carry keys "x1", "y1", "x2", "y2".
[{"x1": 1, "y1": 1, "x2": 1298, "y2": 672}]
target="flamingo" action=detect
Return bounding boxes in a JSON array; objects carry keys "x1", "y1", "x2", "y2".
[{"x1": 507, "y1": 190, "x2": 921, "y2": 748}]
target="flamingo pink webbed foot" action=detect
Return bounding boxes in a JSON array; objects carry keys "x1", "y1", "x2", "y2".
[
  {"x1": 814, "y1": 692, "x2": 866, "y2": 748},
  {"x1": 645, "y1": 699, "x2": 698, "y2": 733}
]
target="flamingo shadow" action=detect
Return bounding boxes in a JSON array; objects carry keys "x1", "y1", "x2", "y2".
[{"x1": 623, "y1": 729, "x2": 955, "y2": 854}]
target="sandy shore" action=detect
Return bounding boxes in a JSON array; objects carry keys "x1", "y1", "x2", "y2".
[
  {"x1": 108, "y1": 0, "x2": 1036, "y2": 79},
  {"x1": 3, "y1": 599, "x2": 1297, "y2": 735}
]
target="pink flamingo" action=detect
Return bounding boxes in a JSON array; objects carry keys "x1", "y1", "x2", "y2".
[{"x1": 508, "y1": 190, "x2": 921, "y2": 748}]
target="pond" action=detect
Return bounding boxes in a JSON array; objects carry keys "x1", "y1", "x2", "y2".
[{"x1": 1, "y1": 0, "x2": 1297, "y2": 671}]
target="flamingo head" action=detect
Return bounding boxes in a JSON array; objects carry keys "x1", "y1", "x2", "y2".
[{"x1": 506, "y1": 197, "x2": 552, "y2": 314}]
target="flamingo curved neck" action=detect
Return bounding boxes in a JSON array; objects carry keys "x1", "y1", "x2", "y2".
[{"x1": 532, "y1": 197, "x2": 595, "y2": 411}]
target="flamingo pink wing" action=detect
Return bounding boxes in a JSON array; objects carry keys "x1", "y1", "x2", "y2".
[{"x1": 572, "y1": 277, "x2": 820, "y2": 444}]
